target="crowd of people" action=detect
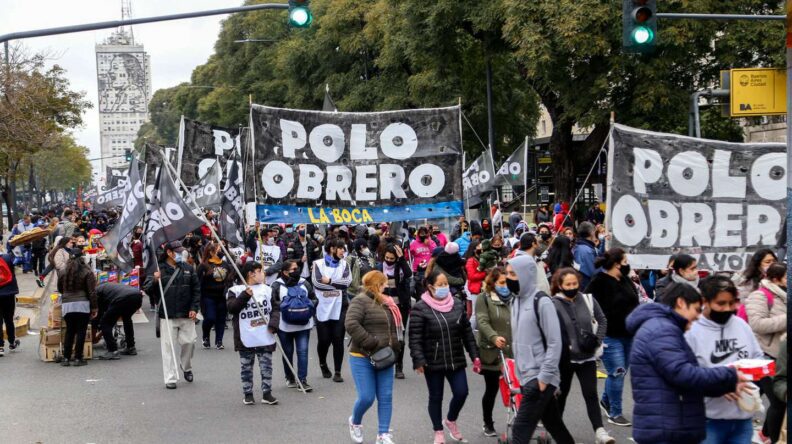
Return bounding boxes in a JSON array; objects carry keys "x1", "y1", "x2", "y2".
[{"x1": 0, "y1": 201, "x2": 789, "y2": 444}]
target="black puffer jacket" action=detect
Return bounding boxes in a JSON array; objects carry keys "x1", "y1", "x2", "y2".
[
  {"x1": 143, "y1": 261, "x2": 200, "y2": 319},
  {"x1": 409, "y1": 296, "x2": 479, "y2": 372}
]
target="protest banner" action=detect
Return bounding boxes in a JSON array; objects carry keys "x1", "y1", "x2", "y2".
[
  {"x1": 606, "y1": 124, "x2": 786, "y2": 271},
  {"x1": 463, "y1": 151, "x2": 496, "y2": 208},
  {"x1": 250, "y1": 105, "x2": 464, "y2": 223},
  {"x1": 177, "y1": 117, "x2": 242, "y2": 188}
]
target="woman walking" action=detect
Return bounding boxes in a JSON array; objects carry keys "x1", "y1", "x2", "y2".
[
  {"x1": 272, "y1": 260, "x2": 315, "y2": 391},
  {"x1": 197, "y1": 241, "x2": 232, "y2": 349},
  {"x1": 345, "y1": 271, "x2": 402, "y2": 444},
  {"x1": 378, "y1": 245, "x2": 412, "y2": 379},
  {"x1": 474, "y1": 267, "x2": 512, "y2": 438},
  {"x1": 57, "y1": 249, "x2": 97, "y2": 366},
  {"x1": 410, "y1": 271, "x2": 480, "y2": 444},
  {"x1": 551, "y1": 268, "x2": 615, "y2": 444}
]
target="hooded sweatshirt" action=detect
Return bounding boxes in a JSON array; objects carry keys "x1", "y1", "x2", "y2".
[
  {"x1": 509, "y1": 255, "x2": 562, "y2": 388},
  {"x1": 685, "y1": 315, "x2": 763, "y2": 420}
]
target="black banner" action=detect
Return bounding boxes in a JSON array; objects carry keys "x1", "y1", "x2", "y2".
[
  {"x1": 251, "y1": 105, "x2": 464, "y2": 223},
  {"x1": 607, "y1": 124, "x2": 786, "y2": 272},
  {"x1": 99, "y1": 156, "x2": 145, "y2": 271},
  {"x1": 105, "y1": 165, "x2": 128, "y2": 190},
  {"x1": 220, "y1": 156, "x2": 244, "y2": 246},
  {"x1": 463, "y1": 152, "x2": 496, "y2": 208},
  {"x1": 93, "y1": 184, "x2": 126, "y2": 211},
  {"x1": 178, "y1": 117, "x2": 242, "y2": 189},
  {"x1": 185, "y1": 159, "x2": 222, "y2": 211}
]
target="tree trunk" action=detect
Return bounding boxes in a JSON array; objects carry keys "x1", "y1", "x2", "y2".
[
  {"x1": 5, "y1": 164, "x2": 16, "y2": 229},
  {"x1": 549, "y1": 119, "x2": 576, "y2": 202}
]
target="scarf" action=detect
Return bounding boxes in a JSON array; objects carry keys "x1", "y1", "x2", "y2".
[
  {"x1": 382, "y1": 261, "x2": 396, "y2": 277},
  {"x1": 421, "y1": 291, "x2": 454, "y2": 313},
  {"x1": 672, "y1": 272, "x2": 699, "y2": 289},
  {"x1": 381, "y1": 295, "x2": 404, "y2": 341},
  {"x1": 324, "y1": 253, "x2": 339, "y2": 268}
]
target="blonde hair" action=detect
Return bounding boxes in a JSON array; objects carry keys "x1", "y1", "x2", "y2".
[{"x1": 362, "y1": 270, "x2": 388, "y2": 305}]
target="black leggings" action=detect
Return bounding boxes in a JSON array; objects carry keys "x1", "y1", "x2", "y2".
[
  {"x1": 0, "y1": 296, "x2": 15, "y2": 347},
  {"x1": 481, "y1": 369, "x2": 501, "y2": 428},
  {"x1": 63, "y1": 312, "x2": 90, "y2": 360},
  {"x1": 316, "y1": 313, "x2": 346, "y2": 373},
  {"x1": 759, "y1": 374, "x2": 785, "y2": 442},
  {"x1": 558, "y1": 360, "x2": 603, "y2": 430}
]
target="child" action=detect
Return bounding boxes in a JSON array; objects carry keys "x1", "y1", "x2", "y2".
[
  {"x1": 227, "y1": 261, "x2": 280, "y2": 405},
  {"x1": 477, "y1": 239, "x2": 499, "y2": 272}
]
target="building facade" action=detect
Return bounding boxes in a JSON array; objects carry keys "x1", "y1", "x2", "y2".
[{"x1": 95, "y1": 28, "x2": 151, "y2": 174}]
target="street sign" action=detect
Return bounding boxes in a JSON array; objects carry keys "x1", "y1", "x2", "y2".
[{"x1": 729, "y1": 68, "x2": 787, "y2": 116}]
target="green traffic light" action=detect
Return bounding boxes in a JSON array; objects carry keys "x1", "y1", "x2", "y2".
[
  {"x1": 289, "y1": 6, "x2": 312, "y2": 28},
  {"x1": 632, "y1": 26, "x2": 654, "y2": 45}
]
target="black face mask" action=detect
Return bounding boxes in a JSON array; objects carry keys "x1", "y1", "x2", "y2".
[
  {"x1": 540, "y1": 232, "x2": 551, "y2": 241},
  {"x1": 710, "y1": 310, "x2": 735, "y2": 325},
  {"x1": 506, "y1": 278, "x2": 520, "y2": 294},
  {"x1": 384, "y1": 260, "x2": 396, "y2": 266},
  {"x1": 561, "y1": 288, "x2": 579, "y2": 299},
  {"x1": 419, "y1": 235, "x2": 428, "y2": 241},
  {"x1": 286, "y1": 270, "x2": 301, "y2": 286},
  {"x1": 298, "y1": 230, "x2": 306, "y2": 237},
  {"x1": 619, "y1": 264, "x2": 631, "y2": 276}
]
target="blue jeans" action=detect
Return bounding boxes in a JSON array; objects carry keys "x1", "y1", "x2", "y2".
[
  {"x1": 349, "y1": 355, "x2": 394, "y2": 434},
  {"x1": 201, "y1": 297, "x2": 227, "y2": 345},
  {"x1": 702, "y1": 418, "x2": 753, "y2": 444},
  {"x1": 278, "y1": 329, "x2": 310, "y2": 382},
  {"x1": 424, "y1": 367, "x2": 469, "y2": 431},
  {"x1": 601, "y1": 336, "x2": 632, "y2": 417}
]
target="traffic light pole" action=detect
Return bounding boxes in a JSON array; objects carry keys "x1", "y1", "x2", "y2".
[{"x1": 0, "y1": 3, "x2": 289, "y2": 44}]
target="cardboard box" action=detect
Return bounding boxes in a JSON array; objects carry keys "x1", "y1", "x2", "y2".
[
  {"x1": 2, "y1": 316, "x2": 29, "y2": 340},
  {"x1": 48, "y1": 304, "x2": 62, "y2": 329},
  {"x1": 39, "y1": 327, "x2": 62, "y2": 346},
  {"x1": 39, "y1": 340, "x2": 92, "y2": 362}
]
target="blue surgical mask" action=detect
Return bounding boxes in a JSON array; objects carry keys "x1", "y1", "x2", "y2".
[
  {"x1": 434, "y1": 286, "x2": 450, "y2": 299},
  {"x1": 495, "y1": 285, "x2": 511, "y2": 297},
  {"x1": 174, "y1": 252, "x2": 185, "y2": 264}
]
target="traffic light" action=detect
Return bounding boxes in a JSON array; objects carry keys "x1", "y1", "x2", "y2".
[
  {"x1": 622, "y1": 0, "x2": 657, "y2": 53},
  {"x1": 124, "y1": 148, "x2": 132, "y2": 162},
  {"x1": 288, "y1": 0, "x2": 312, "y2": 28}
]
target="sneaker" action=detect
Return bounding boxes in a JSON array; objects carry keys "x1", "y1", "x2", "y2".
[
  {"x1": 348, "y1": 416, "x2": 364, "y2": 443},
  {"x1": 242, "y1": 393, "x2": 255, "y2": 405},
  {"x1": 599, "y1": 398, "x2": 611, "y2": 415},
  {"x1": 482, "y1": 424, "x2": 496, "y2": 437},
  {"x1": 376, "y1": 432, "x2": 395, "y2": 444},
  {"x1": 595, "y1": 427, "x2": 616, "y2": 444},
  {"x1": 433, "y1": 430, "x2": 445, "y2": 444},
  {"x1": 73, "y1": 359, "x2": 87, "y2": 367},
  {"x1": 215, "y1": 343, "x2": 224, "y2": 350},
  {"x1": 202, "y1": 339, "x2": 210, "y2": 349},
  {"x1": 0, "y1": 346, "x2": 4, "y2": 357},
  {"x1": 10, "y1": 339, "x2": 20, "y2": 351},
  {"x1": 97, "y1": 351, "x2": 121, "y2": 360},
  {"x1": 165, "y1": 383, "x2": 177, "y2": 389},
  {"x1": 286, "y1": 379, "x2": 299, "y2": 389},
  {"x1": 261, "y1": 391, "x2": 278, "y2": 405},
  {"x1": 607, "y1": 415, "x2": 632, "y2": 427},
  {"x1": 183, "y1": 371, "x2": 194, "y2": 382},
  {"x1": 443, "y1": 419, "x2": 466, "y2": 442},
  {"x1": 299, "y1": 380, "x2": 313, "y2": 392},
  {"x1": 320, "y1": 363, "x2": 332, "y2": 379},
  {"x1": 394, "y1": 369, "x2": 405, "y2": 379},
  {"x1": 333, "y1": 372, "x2": 344, "y2": 383},
  {"x1": 60, "y1": 358, "x2": 70, "y2": 366},
  {"x1": 120, "y1": 347, "x2": 137, "y2": 356},
  {"x1": 36, "y1": 277, "x2": 44, "y2": 287}
]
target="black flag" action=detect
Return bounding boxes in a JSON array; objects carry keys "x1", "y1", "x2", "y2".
[
  {"x1": 99, "y1": 156, "x2": 146, "y2": 271},
  {"x1": 322, "y1": 84, "x2": 338, "y2": 112},
  {"x1": 220, "y1": 155, "x2": 244, "y2": 246},
  {"x1": 186, "y1": 159, "x2": 222, "y2": 211}
]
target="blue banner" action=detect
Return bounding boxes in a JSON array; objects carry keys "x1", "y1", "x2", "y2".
[{"x1": 256, "y1": 200, "x2": 464, "y2": 224}]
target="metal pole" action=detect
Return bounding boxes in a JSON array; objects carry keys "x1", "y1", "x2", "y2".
[
  {"x1": 486, "y1": 58, "x2": 495, "y2": 157},
  {"x1": 785, "y1": 3, "x2": 792, "y2": 430},
  {"x1": 523, "y1": 136, "x2": 529, "y2": 219},
  {"x1": 688, "y1": 89, "x2": 730, "y2": 138},
  {"x1": 0, "y1": 4, "x2": 289, "y2": 44},
  {"x1": 657, "y1": 13, "x2": 785, "y2": 21}
]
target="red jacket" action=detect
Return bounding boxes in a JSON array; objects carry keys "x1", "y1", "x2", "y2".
[{"x1": 465, "y1": 257, "x2": 487, "y2": 295}]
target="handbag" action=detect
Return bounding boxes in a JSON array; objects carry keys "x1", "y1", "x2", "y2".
[
  {"x1": 369, "y1": 346, "x2": 396, "y2": 370},
  {"x1": 581, "y1": 293, "x2": 604, "y2": 358}
]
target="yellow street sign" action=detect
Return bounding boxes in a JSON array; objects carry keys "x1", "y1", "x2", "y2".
[{"x1": 730, "y1": 68, "x2": 786, "y2": 116}]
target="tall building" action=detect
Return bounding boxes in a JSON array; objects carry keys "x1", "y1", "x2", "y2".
[{"x1": 95, "y1": 27, "x2": 151, "y2": 174}]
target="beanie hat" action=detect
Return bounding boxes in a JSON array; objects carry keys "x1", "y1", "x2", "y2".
[{"x1": 444, "y1": 242, "x2": 460, "y2": 255}]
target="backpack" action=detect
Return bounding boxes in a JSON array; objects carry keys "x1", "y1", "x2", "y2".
[
  {"x1": 273, "y1": 281, "x2": 315, "y2": 325},
  {"x1": 737, "y1": 287, "x2": 774, "y2": 323},
  {"x1": 533, "y1": 291, "x2": 571, "y2": 365},
  {"x1": 0, "y1": 257, "x2": 12, "y2": 287}
]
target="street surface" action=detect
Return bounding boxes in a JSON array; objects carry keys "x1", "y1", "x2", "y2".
[{"x1": 3, "y1": 272, "x2": 637, "y2": 444}]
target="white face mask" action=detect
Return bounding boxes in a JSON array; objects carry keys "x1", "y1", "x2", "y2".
[{"x1": 361, "y1": 248, "x2": 370, "y2": 256}]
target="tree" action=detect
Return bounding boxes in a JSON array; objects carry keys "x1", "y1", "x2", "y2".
[{"x1": 29, "y1": 135, "x2": 92, "y2": 206}]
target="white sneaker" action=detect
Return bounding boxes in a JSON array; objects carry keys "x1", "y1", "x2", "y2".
[
  {"x1": 348, "y1": 416, "x2": 363, "y2": 443},
  {"x1": 595, "y1": 427, "x2": 616, "y2": 444},
  {"x1": 376, "y1": 433, "x2": 395, "y2": 444}
]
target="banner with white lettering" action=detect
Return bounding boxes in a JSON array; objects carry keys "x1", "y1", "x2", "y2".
[
  {"x1": 99, "y1": 156, "x2": 146, "y2": 271},
  {"x1": 463, "y1": 152, "x2": 496, "y2": 208},
  {"x1": 494, "y1": 142, "x2": 527, "y2": 187},
  {"x1": 606, "y1": 124, "x2": 786, "y2": 272},
  {"x1": 220, "y1": 155, "x2": 244, "y2": 246},
  {"x1": 93, "y1": 184, "x2": 126, "y2": 210},
  {"x1": 185, "y1": 159, "x2": 222, "y2": 211},
  {"x1": 178, "y1": 117, "x2": 242, "y2": 189},
  {"x1": 106, "y1": 165, "x2": 128, "y2": 190},
  {"x1": 251, "y1": 105, "x2": 464, "y2": 224}
]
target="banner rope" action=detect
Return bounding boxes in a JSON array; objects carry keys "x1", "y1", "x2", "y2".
[{"x1": 558, "y1": 133, "x2": 610, "y2": 229}]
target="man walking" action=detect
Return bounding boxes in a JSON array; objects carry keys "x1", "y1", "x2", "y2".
[{"x1": 144, "y1": 241, "x2": 200, "y2": 389}]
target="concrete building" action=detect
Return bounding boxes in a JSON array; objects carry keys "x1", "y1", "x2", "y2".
[{"x1": 95, "y1": 28, "x2": 151, "y2": 173}]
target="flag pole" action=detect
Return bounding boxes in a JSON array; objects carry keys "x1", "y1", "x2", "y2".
[
  {"x1": 523, "y1": 136, "x2": 529, "y2": 220},
  {"x1": 163, "y1": 160, "x2": 307, "y2": 393},
  {"x1": 487, "y1": 146, "x2": 502, "y2": 236}
]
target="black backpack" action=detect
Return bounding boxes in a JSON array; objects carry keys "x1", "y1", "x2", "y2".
[{"x1": 533, "y1": 291, "x2": 571, "y2": 365}]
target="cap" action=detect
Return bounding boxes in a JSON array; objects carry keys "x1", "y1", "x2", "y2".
[
  {"x1": 444, "y1": 242, "x2": 460, "y2": 255},
  {"x1": 165, "y1": 240, "x2": 185, "y2": 253}
]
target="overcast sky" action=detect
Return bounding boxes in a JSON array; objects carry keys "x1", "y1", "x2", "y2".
[{"x1": 0, "y1": 0, "x2": 243, "y2": 180}]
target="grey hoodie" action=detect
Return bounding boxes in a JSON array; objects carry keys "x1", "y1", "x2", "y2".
[
  {"x1": 685, "y1": 315, "x2": 764, "y2": 420},
  {"x1": 509, "y1": 255, "x2": 562, "y2": 388}
]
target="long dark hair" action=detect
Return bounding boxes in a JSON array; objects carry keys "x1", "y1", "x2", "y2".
[
  {"x1": 463, "y1": 239, "x2": 482, "y2": 261},
  {"x1": 550, "y1": 267, "x2": 581, "y2": 295},
  {"x1": 743, "y1": 248, "x2": 777, "y2": 290},
  {"x1": 545, "y1": 235, "x2": 574, "y2": 274},
  {"x1": 61, "y1": 254, "x2": 92, "y2": 292},
  {"x1": 48, "y1": 237, "x2": 71, "y2": 263}
]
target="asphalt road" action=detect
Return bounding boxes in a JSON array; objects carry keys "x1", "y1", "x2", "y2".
[{"x1": 3, "y1": 276, "x2": 637, "y2": 444}]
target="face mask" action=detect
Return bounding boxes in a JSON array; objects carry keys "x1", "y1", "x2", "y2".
[
  {"x1": 286, "y1": 270, "x2": 301, "y2": 286},
  {"x1": 540, "y1": 233, "x2": 551, "y2": 241},
  {"x1": 709, "y1": 309, "x2": 735, "y2": 325},
  {"x1": 495, "y1": 285, "x2": 510, "y2": 297},
  {"x1": 298, "y1": 230, "x2": 306, "y2": 237},
  {"x1": 174, "y1": 252, "x2": 185, "y2": 264},
  {"x1": 419, "y1": 235, "x2": 428, "y2": 241},
  {"x1": 384, "y1": 260, "x2": 396, "y2": 266},
  {"x1": 266, "y1": 238, "x2": 275, "y2": 246},
  {"x1": 619, "y1": 264, "x2": 631, "y2": 276},
  {"x1": 432, "y1": 231, "x2": 440, "y2": 236},
  {"x1": 561, "y1": 288, "x2": 578, "y2": 298},
  {"x1": 506, "y1": 278, "x2": 520, "y2": 294},
  {"x1": 434, "y1": 286, "x2": 450, "y2": 299},
  {"x1": 361, "y1": 248, "x2": 370, "y2": 256},
  {"x1": 286, "y1": 227, "x2": 293, "y2": 234}
]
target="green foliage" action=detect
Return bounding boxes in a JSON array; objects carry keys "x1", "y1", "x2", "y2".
[{"x1": 29, "y1": 135, "x2": 93, "y2": 192}]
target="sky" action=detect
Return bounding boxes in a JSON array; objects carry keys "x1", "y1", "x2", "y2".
[{"x1": 0, "y1": 0, "x2": 244, "y2": 181}]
